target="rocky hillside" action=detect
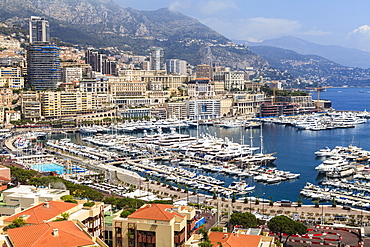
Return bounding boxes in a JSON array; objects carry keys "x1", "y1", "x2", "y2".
[
  {"x1": 0, "y1": 0, "x2": 268, "y2": 69},
  {"x1": 250, "y1": 46, "x2": 370, "y2": 87}
]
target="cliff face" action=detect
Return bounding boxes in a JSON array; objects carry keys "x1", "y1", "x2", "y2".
[{"x1": 0, "y1": 0, "x2": 268, "y2": 69}]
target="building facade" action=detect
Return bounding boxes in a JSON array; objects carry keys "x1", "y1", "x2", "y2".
[
  {"x1": 214, "y1": 71, "x2": 246, "y2": 91},
  {"x1": 0, "y1": 67, "x2": 24, "y2": 88},
  {"x1": 187, "y1": 99, "x2": 221, "y2": 120},
  {"x1": 150, "y1": 47, "x2": 165, "y2": 71},
  {"x1": 29, "y1": 16, "x2": 49, "y2": 44},
  {"x1": 166, "y1": 59, "x2": 187, "y2": 75},
  {"x1": 61, "y1": 67, "x2": 83, "y2": 83},
  {"x1": 113, "y1": 204, "x2": 196, "y2": 247},
  {"x1": 27, "y1": 43, "x2": 61, "y2": 90}
]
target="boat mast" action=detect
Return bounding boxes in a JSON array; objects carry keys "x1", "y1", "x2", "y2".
[
  {"x1": 249, "y1": 126, "x2": 253, "y2": 150},
  {"x1": 260, "y1": 124, "x2": 264, "y2": 155}
]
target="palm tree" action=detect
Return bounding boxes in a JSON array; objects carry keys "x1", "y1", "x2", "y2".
[
  {"x1": 297, "y1": 195, "x2": 303, "y2": 207},
  {"x1": 232, "y1": 192, "x2": 236, "y2": 203},
  {"x1": 269, "y1": 196, "x2": 274, "y2": 206},
  {"x1": 213, "y1": 189, "x2": 217, "y2": 199},
  {"x1": 184, "y1": 184, "x2": 189, "y2": 194}
]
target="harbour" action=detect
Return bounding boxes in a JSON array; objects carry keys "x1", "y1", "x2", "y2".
[{"x1": 5, "y1": 87, "x2": 370, "y2": 206}]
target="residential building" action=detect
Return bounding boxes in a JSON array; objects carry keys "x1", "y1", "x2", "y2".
[
  {"x1": 150, "y1": 47, "x2": 165, "y2": 71},
  {"x1": 4, "y1": 220, "x2": 107, "y2": 247},
  {"x1": 119, "y1": 108, "x2": 151, "y2": 119},
  {"x1": 220, "y1": 97, "x2": 234, "y2": 117},
  {"x1": 61, "y1": 67, "x2": 83, "y2": 83},
  {"x1": 85, "y1": 49, "x2": 103, "y2": 73},
  {"x1": 3, "y1": 200, "x2": 106, "y2": 240},
  {"x1": 0, "y1": 88, "x2": 13, "y2": 108},
  {"x1": 39, "y1": 91, "x2": 109, "y2": 118},
  {"x1": 208, "y1": 232, "x2": 275, "y2": 247},
  {"x1": 27, "y1": 43, "x2": 61, "y2": 90},
  {"x1": 5, "y1": 110, "x2": 20, "y2": 124},
  {"x1": 110, "y1": 81, "x2": 146, "y2": 97},
  {"x1": 141, "y1": 74, "x2": 189, "y2": 91},
  {"x1": 214, "y1": 71, "x2": 246, "y2": 91},
  {"x1": 20, "y1": 91, "x2": 42, "y2": 121},
  {"x1": 2, "y1": 185, "x2": 70, "y2": 212},
  {"x1": 0, "y1": 67, "x2": 24, "y2": 88},
  {"x1": 79, "y1": 78, "x2": 109, "y2": 93},
  {"x1": 186, "y1": 79, "x2": 215, "y2": 98},
  {"x1": 232, "y1": 93, "x2": 265, "y2": 116},
  {"x1": 214, "y1": 81, "x2": 226, "y2": 94},
  {"x1": 150, "y1": 106, "x2": 167, "y2": 119},
  {"x1": 187, "y1": 99, "x2": 221, "y2": 120},
  {"x1": 196, "y1": 64, "x2": 211, "y2": 79},
  {"x1": 0, "y1": 165, "x2": 10, "y2": 192},
  {"x1": 112, "y1": 98, "x2": 151, "y2": 108},
  {"x1": 275, "y1": 95, "x2": 315, "y2": 108},
  {"x1": 166, "y1": 102, "x2": 187, "y2": 120},
  {"x1": 118, "y1": 70, "x2": 157, "y2": 82},
  {"x1": 259, "y1": 102, "x2": 300, "y2": 117},
  {"x1": 166, "y1": 59, "x2": 187, "y2": 75},
  {"x1": 147, "y1": 81, "x2": 163, "y2": 91},
  {"x1": 113, "y1": 204, "x2": 197, "y2": 247},
  {"x1": 29, "y1": 16, "x2": 49, "y2": 44}
]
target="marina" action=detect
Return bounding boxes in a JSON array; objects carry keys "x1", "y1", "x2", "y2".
[{"x1": 6, "y1": 87, "x2": 370, "y2": 206}]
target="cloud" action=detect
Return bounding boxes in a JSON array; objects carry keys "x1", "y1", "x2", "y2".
[{"x1": 346, "y1": 25, "x2": 370, "y2": 51}]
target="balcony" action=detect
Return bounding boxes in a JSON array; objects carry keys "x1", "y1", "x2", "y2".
[
  {"x1": 137, "y1": 234, "x2": 156, "y2": 243},
  {"x1": 174, "y1": 231, "x2": 186, "y2": 244}
]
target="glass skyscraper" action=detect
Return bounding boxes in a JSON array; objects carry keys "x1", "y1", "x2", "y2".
[{"x1": 27, "y1": 16, "x2": 60, "y2": 90}]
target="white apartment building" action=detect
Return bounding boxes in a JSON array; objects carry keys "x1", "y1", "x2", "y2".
[
  {"x1": 62, "y1": 67, "x2": 83, "y2": 83},
  {"x1": 214, "y1": 71, "x2": 246, "y2": 90},
  {"x1": 187, "y1": 99, "x2": 221, "y2": 120}
]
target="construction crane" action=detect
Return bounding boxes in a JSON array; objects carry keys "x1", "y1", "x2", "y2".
[{"x1": 313, "y1": 85, "x2": 329, "y2": 110}]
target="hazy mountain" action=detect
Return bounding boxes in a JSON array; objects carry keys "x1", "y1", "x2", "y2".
[
  {"x1": 0, "y1": 0, "x2": 268, "y2": 69},
  {"x1": 245, "y1": 36, "x2": 370, "y2": 69},
  {"x1": 249, "y1": 45, "x2": 370, "y2": 86}
]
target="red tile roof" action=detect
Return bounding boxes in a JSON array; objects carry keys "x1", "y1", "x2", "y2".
[
  {"x1": 7, "y1": 220, "x2": 95, "y2": 247},
  {"x1": 209, "y1": 232, "x2": 262, "y2": 247},
  {"x1": 128, "y1": 204, "x2": 185, "y2": 221},
  {"x1": 5, "y1": 201, "x2": 78, "y2": 224}
]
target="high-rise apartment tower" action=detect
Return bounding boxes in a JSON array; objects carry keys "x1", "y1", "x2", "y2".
[{"x1": 29, "y1": 16, "x2": 50, "y2": 44}]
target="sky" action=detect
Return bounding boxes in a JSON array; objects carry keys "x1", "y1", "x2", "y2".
[{"x1": 115, "y1": 0, "x2": 370, "y2": 52}]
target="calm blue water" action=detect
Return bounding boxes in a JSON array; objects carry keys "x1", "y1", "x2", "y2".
[
  {"x1": 54, "y1": 87, "x2": 370, "y2": 203},
  {"x1": 311, "y1": 87, "x2": 370, "y2": 111}
]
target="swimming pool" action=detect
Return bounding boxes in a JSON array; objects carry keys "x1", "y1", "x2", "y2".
[
  {"x1": 32, "y1": 163, "x2": 87, "y2": 174},
  {"x1": 32, "y1": 163, "x2": 65, "y2": 174}
]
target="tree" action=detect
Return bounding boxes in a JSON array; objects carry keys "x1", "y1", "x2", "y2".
[
  {"x1": 4, "y1": 217, "x2": 26, "y2": 230},
  {"x1": 267, "y1": 215, "x2": 307, "y2": 244},
  {"x1": 244, "y1": 197, "x2": 248, "y2": 204},
  {"x1": 331, "y1": 198, "x2": 337, "y2": 207},
  {"x1": 269, "y1": 196, "x2": 274, "y2": 206},
  {"x1": 232, "y1": 192, "x2": 236, "y2": 203},
  {"x1": 314, "y1": 199, "x2": 320, "y2": 208},
  {"x1": 297, "y1": 195, "x2": 303, "y2": 207},
  {"x1": 229, "y1": 212, "x2": 258, "y2": 229},
  {"x1": 60, "y1": 195, "x2": 77, "y2": 203}
]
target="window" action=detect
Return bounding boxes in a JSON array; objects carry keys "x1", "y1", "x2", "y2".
[{"x1": 201, "y1": 104, "x2": 207, "y2": 112}]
